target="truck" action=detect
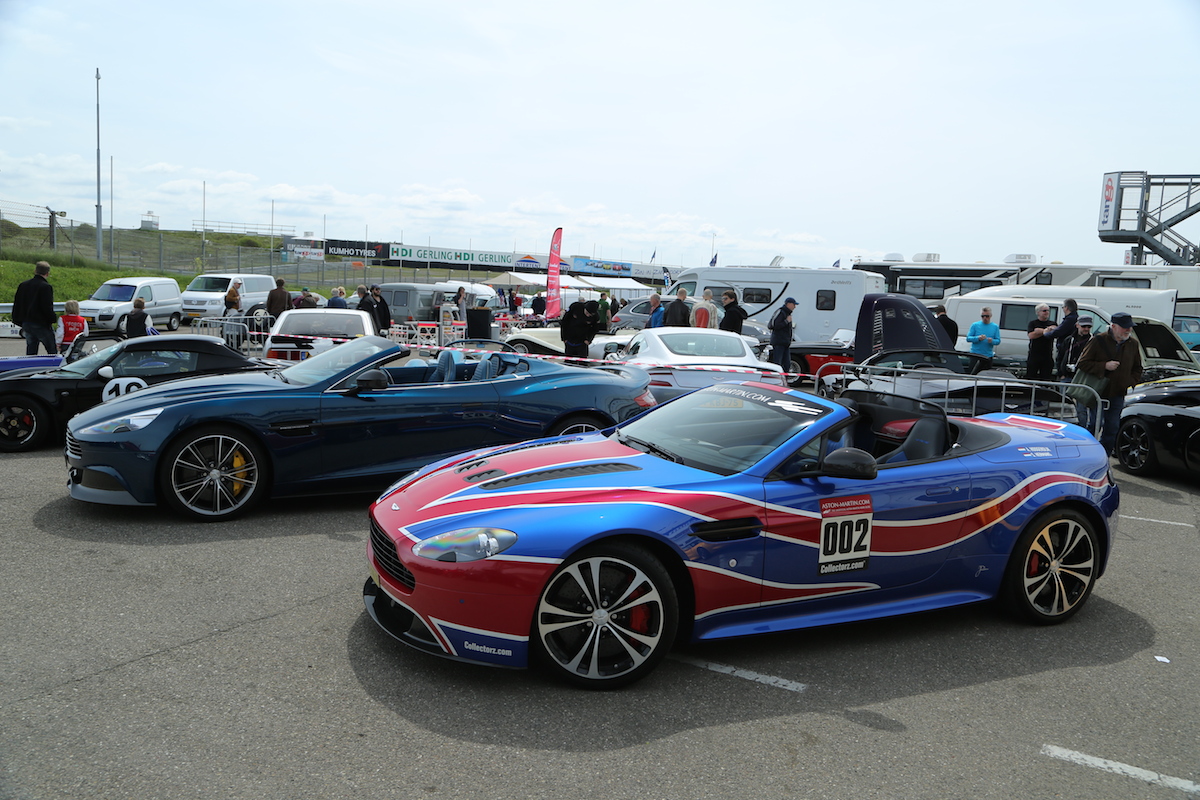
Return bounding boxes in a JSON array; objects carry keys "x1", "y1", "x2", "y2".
[{"x1": 665, "y1": 265, "x2": 886, "y2": 375}]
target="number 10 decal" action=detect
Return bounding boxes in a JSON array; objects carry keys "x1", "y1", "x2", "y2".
[{"x1": 818, "y1": 495, "x2": 872, "y2": 575}]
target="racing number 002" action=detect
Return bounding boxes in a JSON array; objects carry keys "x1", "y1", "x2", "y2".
[{"x1": 822, "y1": 517, "x2": 869, "y2": 559}]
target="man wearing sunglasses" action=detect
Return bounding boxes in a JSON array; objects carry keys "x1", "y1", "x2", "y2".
[{"x1": 966, "y1": 306, "x2": 1001, "y2": 369}]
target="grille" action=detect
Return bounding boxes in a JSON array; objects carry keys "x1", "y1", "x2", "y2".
[
  {"x1": 481, "y1": 462, "x2": 640, "y2": 490},
  {"x1": 65, "y1": 431, "x2": 82, "y2": 460},
  {"x1": 370, "y1": 519, "x2": 415, "y2": 592}
]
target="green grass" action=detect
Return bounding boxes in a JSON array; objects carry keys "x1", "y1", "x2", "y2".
[
  {"x1": 1, "y1": 255, "x2": 164, "y2": 310},
  {"x1": 1, "y1": 247, "x2": 500, "y2": 318}
]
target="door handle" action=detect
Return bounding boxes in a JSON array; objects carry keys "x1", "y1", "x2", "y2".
[{"x1": 925, "y1": 486, "x2": 958, "y2": 497}]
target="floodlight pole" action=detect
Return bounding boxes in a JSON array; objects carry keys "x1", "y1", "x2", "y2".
[{"x1": 95, "y1": 68, "x2": 102, "y2": 261}]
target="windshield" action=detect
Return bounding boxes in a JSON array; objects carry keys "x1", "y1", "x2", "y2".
[
  {"x1": 616, "y1": 384, "x2": 830, "y2": 475},
  {"x1": 90, "y1": 284, "x2": 136, "y2": 302},
  {"x1": 278, "y1": 311, "x2": 367, "y2": 339},
  {"x1": 53, "y1": 342, "x2": 123, "y2": 377},
  {"x1": 186, "y1": 276, "x2": 231, "y2": 292},
  {"x1": 278, "y1": 336, "x2": 394, "y2": 385},
  {"x1": 657, "y1": 332, "x2": 747, "y2": 358}
]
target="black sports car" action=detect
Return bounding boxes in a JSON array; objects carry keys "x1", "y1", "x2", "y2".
[
  {"x1": 1116, "y1": 379, "x2": 1200, "y2": 474},
  {"x1": 0, "y1": 334, "x2": 277, "y2": 452}
]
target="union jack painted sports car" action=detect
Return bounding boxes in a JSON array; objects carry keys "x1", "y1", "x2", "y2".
[{"x1": 364, "y1": 383, "x2": 1118, "y2": 688}]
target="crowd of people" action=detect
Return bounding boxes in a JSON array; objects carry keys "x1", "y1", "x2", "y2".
[
  {"x1": 7, "y1": 263, "x2": 1145, "y2": 456},
  {"x1": 947, "y1": 297, "x2": 1141, "y2": 454}
]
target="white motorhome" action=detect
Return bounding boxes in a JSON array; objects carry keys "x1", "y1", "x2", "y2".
[
  {"x1": 666, "y1": 266, "x2": 885, "y2": 343},
  {"x1": 854, "y1": 255, "x2": 1200, "y2": 311}
]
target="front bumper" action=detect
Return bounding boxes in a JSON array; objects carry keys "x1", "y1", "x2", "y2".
[
  {"x1": 364, "y1": 520, "x2": 557, "y2": 669},
  {"x1": 65, "y1": 432, "x2": 158, "y2": 507}
]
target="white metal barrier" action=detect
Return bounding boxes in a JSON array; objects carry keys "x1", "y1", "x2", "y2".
[
  {"x1": 194, "y1": 316, "x2": 268, "y2": 357},
  {"x1": 815, "y1": 362, "x2": 1104, "y2": 435}
]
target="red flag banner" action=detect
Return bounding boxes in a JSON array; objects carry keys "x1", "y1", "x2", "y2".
[{"x1": 546, "y1": 227, "x2": 563, "y2": 319}]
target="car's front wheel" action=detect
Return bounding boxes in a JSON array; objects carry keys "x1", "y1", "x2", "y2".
[
  {"x1": 166, "y1": 312, "x2": 181, "y2": 332},
  {"x1": 1115, "y1": 418, "x2": 1157, "y2": 474},
  {"x1": 510, "y1": 342, "x2": 530, "y2": 354},
  {"x1": 0, "y1": 394, "x2": 51, "y2": 452},
  {"x1": 533, "y1": 542, "x2": 677, "y2": 688},
  {"x1": 1003, "y1": 508, "x2": 1099, "y2": 624},
  {"x1": 158, "y1": 426, "x2": 268, "y2": 521}
]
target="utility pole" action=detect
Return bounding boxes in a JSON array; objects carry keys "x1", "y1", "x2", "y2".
[{"x1": 95, "y1": 68, "x2": 102, "y2": 261}]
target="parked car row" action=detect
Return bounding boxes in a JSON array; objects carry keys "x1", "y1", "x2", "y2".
[{"x1": 3, "y1": 295, "x2": 1139, "y2": 691}]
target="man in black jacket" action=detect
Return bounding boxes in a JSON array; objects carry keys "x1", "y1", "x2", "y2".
[
  {"x1": 719, "y1": 290, "x2": 747, "y2": 334},
  {"x1": 559, "y1": 301, "x2": 594, "y2": 358},
  {"x1": 932, "y1": 305, "x2": 958, "y2": 343},
  {"x1": 663, "y1": 288, "x2": 690, "y2": 326},
  {"x1": 370, "y1": 285, "x2": 392, "y2": 331},
  {"x1": 12, "y1": 261, "x2": 55, "y2": 355}
]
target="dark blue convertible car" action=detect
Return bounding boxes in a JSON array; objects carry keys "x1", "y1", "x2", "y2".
[{"x1": 66, "y1": 336, "x2": 656, "y2": 520}]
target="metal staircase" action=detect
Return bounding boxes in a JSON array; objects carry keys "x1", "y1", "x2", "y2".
[{"x1": 1097, "y1": 172, "x2": 1200, "y2": 265}]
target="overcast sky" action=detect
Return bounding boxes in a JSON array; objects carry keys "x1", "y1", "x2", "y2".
[{"x1": 2, "y1": 0, "x2": 1198, "y2": 268}]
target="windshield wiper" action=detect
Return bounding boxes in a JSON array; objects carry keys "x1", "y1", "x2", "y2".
[{"x1": 616, "y1": 430, "x2": 681, "y2": 463}]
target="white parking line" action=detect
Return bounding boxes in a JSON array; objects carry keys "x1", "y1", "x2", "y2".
[
  {"x1": 1122, "y1": 515, "x2": 1196, "y2": 528},
  {"x1": 671, "y1": 655, "x2": 808, "y2": 692},
  {"x1": 1041, "y1": 745, "x2": 1200, "y2": 793}
]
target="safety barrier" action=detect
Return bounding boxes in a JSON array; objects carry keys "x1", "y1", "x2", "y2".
[
  {"x1": 193, "y1": 316, "x2": 267, "y2": 357},
  {"x1": 815, "y1": 361, "x2": 1103, "y2": 434}
]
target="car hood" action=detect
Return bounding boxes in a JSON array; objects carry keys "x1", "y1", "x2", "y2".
[
  {"x1": 68, "y1": 370, "x2": 293, "y2": 428},
  {"x1": 373, "y1": 433, "x2": 699, "y2": 541}
]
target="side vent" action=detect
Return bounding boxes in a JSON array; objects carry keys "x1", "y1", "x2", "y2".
[{"x1": 481, "y1": 462, "x2": 640, "y2": 490}]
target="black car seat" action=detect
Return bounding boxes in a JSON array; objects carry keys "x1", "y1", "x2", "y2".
[{"x1": 876, "y1": 416, "x2": 948, "y2": 465}]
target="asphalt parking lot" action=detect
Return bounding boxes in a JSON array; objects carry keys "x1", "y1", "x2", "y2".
[{"x1": 1, "y1": 333, "x2": 1197, "y2": 800}]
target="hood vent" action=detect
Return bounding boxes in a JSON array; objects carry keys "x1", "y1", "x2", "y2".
[{"x1": 480, "y1": 462, "x2": 640, "y2": 490}]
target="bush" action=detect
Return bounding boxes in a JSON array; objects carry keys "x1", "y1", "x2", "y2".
[
  {"x1": 236, "y1": 236, "x2": 261, "y2": 248},
  {"x1": 0, "y1": 219, "x2": 22, "y2": 239}
]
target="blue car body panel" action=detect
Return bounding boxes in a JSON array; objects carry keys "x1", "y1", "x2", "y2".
[
  {"x1": 65, "y1": 336, "x2": 654, "y2": 509},
  {"x1": 364, "y1": 384, "x2": 1118, "y2": 671}
]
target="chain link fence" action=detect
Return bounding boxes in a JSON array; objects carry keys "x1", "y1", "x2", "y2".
[{"x1": 0, "y1": 197, "x2": 476, "y2": 288}]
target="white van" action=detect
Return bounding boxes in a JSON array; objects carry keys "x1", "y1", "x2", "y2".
[
  {"x1": 181, "y1": 273, "x2": 276, "y2": 322},
  {"x1": 78, "y1": 276, "x2": 183, "y2": 333},
  {"x1": 944, "y1": 288, "x2": 1198, "y2": 374},
  {"x1": 947, "y1": 285, "x2": 1177, "y2": 327},
  {"x1": 666, "y1": 265, "x2": 885, "y2": 342}
]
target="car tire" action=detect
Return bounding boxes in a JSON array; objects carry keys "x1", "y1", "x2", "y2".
[
  {"x1": 1115, "y1": 418, "x2": 1158, "y2": 474},
  {"x1": 548, "y1": 414, "x2": 607, "y2": 436},
  {"x1": 158, "y1": 425, "x2": 268, "y2": 521},
  {"x1": 1002, "y1": 507, "x2": 1099, "y2": 625},
  {"x1": 533, "y1": 542, "x2": 678, "y2": 688},
  {"x1": 511, "y1": 342, "x2": 530, "y2": 354},
  {"x1": 0, "y1": 394, "x2": 51, "y2": 452},
  {"x1": 788, "y1": 356, "x2": 805, "y2": 387},
  {"x1": 247, "y1": 305, "x2": 270, "y2": 332},
  {"x1": 166, "y1": 312, "x2": 181, "y2": 332}
]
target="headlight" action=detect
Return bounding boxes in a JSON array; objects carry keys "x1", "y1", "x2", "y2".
[
  {"x1": 412, "y1": 528, "x2": 517, "y2": 562},
  {"x1": 78, "y1": 407, "x2": 165, "y2": 435}
]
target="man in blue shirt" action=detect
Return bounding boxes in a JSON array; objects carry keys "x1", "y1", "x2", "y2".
[
  {"x1": 966, "y1": 306, "x2": 1001, "y2": 368},
  {"x1": 646, "y1": 293, "x2": 665, "y2": 328}
]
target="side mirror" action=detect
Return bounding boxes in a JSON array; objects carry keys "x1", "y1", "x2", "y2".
[
  {"x1": 603, "y1": 342, "x2": 623, "y2": 356},
  {"x1": 821, "y1": 447, "x2": 877, "y2": 480},
  {"x1": 355, "y1": 369, "x2": 389, "y2": 391},
  {"x1": 98, "y1": 365, "x2": 114, "y2": 379}
]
